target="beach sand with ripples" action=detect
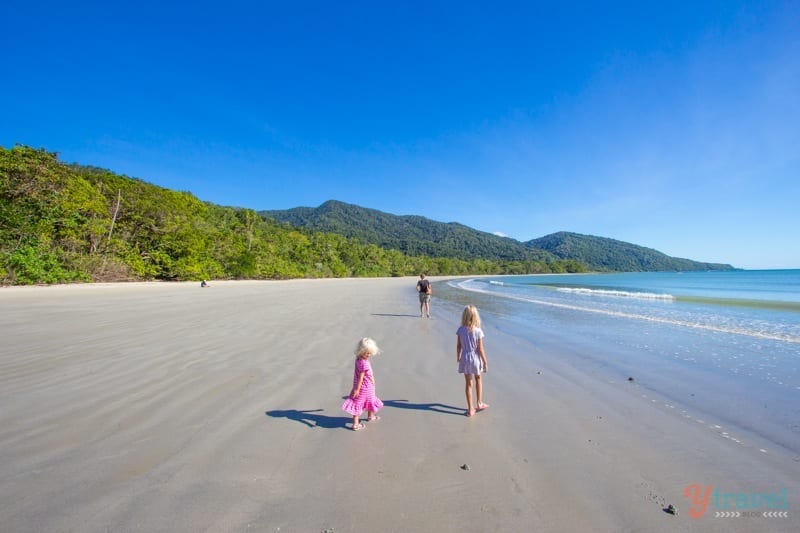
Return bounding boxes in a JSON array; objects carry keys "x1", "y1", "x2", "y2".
[{"x1": 1, "y1": 278, "x2": 797, "y2": 532}]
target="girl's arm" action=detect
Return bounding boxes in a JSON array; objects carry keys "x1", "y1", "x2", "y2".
[
  {"x1": 351, "y1": 370, "x2": 366, "y2": 398},
  {"x1": 456, "y1": 336, "x2": 462, "y2": 363},
  {"x1": 477, "y1": 337, "x2": 488, "y2": 372},
  {"x1": 367, "y1": 362, "x2": 375, "y2": 385}
]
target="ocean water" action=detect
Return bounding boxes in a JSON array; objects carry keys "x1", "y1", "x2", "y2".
[{"x1": 437, "y1": 270, "x2": 800, "y2": 456}]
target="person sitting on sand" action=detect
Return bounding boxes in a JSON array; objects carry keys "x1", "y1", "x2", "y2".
[
  {"x1": 200, "y1": 280, "x2": 208, "y2": 288},
  {"x1": 341, "y1": 337, "x2": 384, "y2": 431},
  {"x1": 457, "y1": 305, "x2": 489, "y2": 417},
  {"x1": 416, "y1": 274, "x2": 432, "y2": 318}
]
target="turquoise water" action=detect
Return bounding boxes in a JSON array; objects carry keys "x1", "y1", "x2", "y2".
[
  {"x1": 438, "y1": 270, "x2": 800, "y2": 455},
  {"x1": 462, "y1": 270, "x2": 800, "y2": 343}
]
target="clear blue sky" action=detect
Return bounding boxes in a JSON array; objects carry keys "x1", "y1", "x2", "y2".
[{"x1": 2, "y1": 1, "x2": 798, "y2": 269}]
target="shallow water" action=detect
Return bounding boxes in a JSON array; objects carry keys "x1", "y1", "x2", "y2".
[{"x1": 436, "y1": 270, "x2": 800, "y2": 456}]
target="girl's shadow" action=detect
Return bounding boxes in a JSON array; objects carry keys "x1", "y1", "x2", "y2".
[
  {"x1": 265, "y1": 409, "x2": 350, "y2": 429},
  {"x1": 383, "y1": 399, "x2": 464, "y2": 416}
]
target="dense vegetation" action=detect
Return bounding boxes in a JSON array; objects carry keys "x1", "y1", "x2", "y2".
[
  {"x1": 263, "y1": 200, "x2": 555, "y2": 261},
  {"x1": 0, "y1": 146, "x2": 585, "y2": 285},
  {"x1": 264, "y1": 201, "x2": 734, "y2": 272},
  {"x1": 527, "y1": 232, "x2": 734, "y2": 272}
]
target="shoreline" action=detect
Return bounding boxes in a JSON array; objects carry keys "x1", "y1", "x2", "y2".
[
  {"x1": 441, "y1": 274, "x2": 800, "y2": 459},
  {"x1": 1, "y1": 278, "x2": 797, "y2": 531}
]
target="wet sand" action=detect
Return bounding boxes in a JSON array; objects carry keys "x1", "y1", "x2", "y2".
[{"x1": 1, "y1": 278, "x2": 797, "y2": 532}]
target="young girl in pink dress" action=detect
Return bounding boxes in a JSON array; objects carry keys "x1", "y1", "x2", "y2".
[{"x1": 341, "y1": 337, "x2": 384, "y2": 431}]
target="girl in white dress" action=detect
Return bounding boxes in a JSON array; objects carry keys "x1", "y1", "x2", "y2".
[{"x1": 456, "y1": 305, "x2": 489, "y2": 417}]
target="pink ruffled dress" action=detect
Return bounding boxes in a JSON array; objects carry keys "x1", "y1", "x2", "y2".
[{"x1": 342, "y1": 357, "x2": 383, "y2": 416}]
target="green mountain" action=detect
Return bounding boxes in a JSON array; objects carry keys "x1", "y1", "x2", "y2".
[
  {"x1": 262, "y1": 200, "x2": 556, "y2": 261},
  {"x1": 0, "y1": 145, "x2": 582, "y2": 285},
  {"x1": 263, "y1": 201, "x2": 735, "y2": 272},
  {"x1": 527, "y1": 232, "x2": 734, "y2": 272},
  {"x1": 1, "y1": 145, "x2": 732, "y2": 286}
]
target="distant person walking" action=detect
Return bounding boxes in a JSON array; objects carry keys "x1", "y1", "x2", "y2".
[
  {"x1": 341, "y1": 337, "x2": 384, "y2": 431},
  {"x1": 416, "y1": 274, "x2": 432, "y2": 318},
  {"x1": 457, "y1": 305, "x2": 489, "y2": 417}
]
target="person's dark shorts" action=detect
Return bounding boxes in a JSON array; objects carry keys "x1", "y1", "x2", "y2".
[{"x1": 419, "y1": 293, "x2": 431, "y2": 303}]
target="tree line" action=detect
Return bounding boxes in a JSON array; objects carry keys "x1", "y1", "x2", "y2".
[{"x1": 0, "y1": 146, "x2": 586, "y2": 285}]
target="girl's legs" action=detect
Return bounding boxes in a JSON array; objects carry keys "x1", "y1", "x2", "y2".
[
  {"x1": 475, "y1": 375, "x2": 488, "y2": 410},
  {"x1": 464, "y1": 374, "x2": 475, "y2": 416},
  {"x1": 352, "y1": 415, "x2": 363, "y2": 430}
]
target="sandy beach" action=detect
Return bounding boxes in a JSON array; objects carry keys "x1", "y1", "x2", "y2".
[{"x1": 1, "y1": 278, "x2": 797, "y2": 532}]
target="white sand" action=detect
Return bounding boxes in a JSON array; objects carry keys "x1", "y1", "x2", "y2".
[{"x1": 1, "y1": 278, "x2": 797, "y2": 532}]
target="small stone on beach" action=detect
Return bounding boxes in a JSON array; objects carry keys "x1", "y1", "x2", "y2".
[{"x1": 461, "y1": 464, "x2": 470, "y2": 471}]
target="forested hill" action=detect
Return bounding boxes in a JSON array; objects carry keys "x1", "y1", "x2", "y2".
[
  {"x1": 0, "y1": 145, "x2": 584, "y2": 285},
  {"x1": 0, "y1": 146, "x2": 732, "y2": 286},
  {"x1": 527, "y1": 232, "x2": 734, "y2": 272},
  {"x1": 262, "y1": 200, "x2": 555, "y2": 261},
  {"x1": 262, "y1": 201, "x2": 735, "y2": 272}
]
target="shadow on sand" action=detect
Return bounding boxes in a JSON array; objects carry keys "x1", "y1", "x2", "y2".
[
  {"x1": 265, "y1": 409, "x2": 351, "y2": 429},
  {"x1": 383, "y1": 399, "x2": 464, "y2": 416},
  {"x1": 267, "y1": 400, "x2": 465, "y2": 429}
]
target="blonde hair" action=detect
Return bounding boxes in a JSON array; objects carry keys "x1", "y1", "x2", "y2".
[
  {"x1": 355, "y1": 337, "x2": 380, "y2": 358},
  {"x1": 461, "y1": 305, "x2": 482, "y2": 329}
]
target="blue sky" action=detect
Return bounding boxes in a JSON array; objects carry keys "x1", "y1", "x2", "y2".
[{"x1": 2, "y1": 1, "x2": 798, "y2": 269}]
